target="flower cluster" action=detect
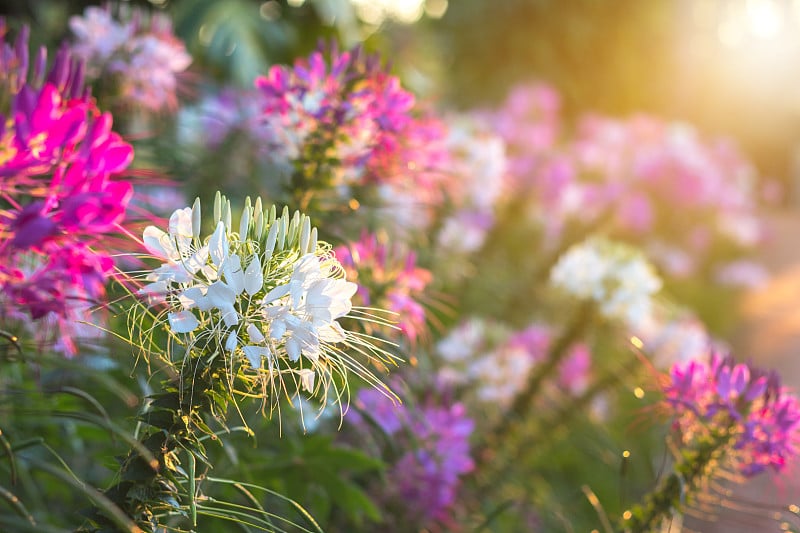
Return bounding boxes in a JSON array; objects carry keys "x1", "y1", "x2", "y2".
[
  {"x1": 69, "y1": 5, "x2": 191, "y2": 112},
  {"x1": 254, "y1": 44, "x2": 446, "y2": 199},
  {"x1": 352, "y1": 387, "x2": 475, "y2": 528},
  {"x1": 0, "y1": 21, "x2": 133, "y2": 354},
  {"x1": 138, "y1": 193, "x2": 395, "y2": 403},
  {"x1": 664, "y1": 352, "x2": 800, "y2": 476},
  {"x1": 485, "y1": 82, "x2": 766, "y2": 285},
  {"x1": 550, "y1": 237, "x2": 662, "y2": 328},
  {"x1": 334, "y1": 232, "x2": 431, "y2": 344},
  {"x1": 437, "y1": 318, "x2": 591, "y2": 408}
]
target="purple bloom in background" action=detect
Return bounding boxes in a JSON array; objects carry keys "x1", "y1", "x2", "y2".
[
  {"x1": 663, "y1": 352, "x2": 800, "y2": 476},
  {"x1": 352, "y1": 387, "x2": 475, "y2": 528},
  {"x1": 69, "y1": 5, "x2": 191, "y2": 112},
  {"x1": 335, "y1": 232, "x2": 432, "y2": 344}
]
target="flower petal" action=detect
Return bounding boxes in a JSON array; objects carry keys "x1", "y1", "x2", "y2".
[
  {"x1": 209, "y1": 221, "x2": 228, "y2": 266},
  {"x1": 244, "y1": 254, "x2": 263, "y2": 296},
  {"x1": 168, "y1": 310, "x2": 199, "y2": 333}
]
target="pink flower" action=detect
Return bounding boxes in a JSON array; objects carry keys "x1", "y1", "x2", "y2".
[
  {"x1": 0, "y1": 21, "x2": 134, "y2": 355},
  {"x1": 335, "y1": 232, "x2": 431, "y2": 344}
]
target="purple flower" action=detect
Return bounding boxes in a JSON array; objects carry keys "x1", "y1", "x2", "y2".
[
  {"x1": 663, "y1": 352, "x2": 800, "y2": 476},
  {"x1": 352, "y1": 387, "x2": 475, "y2": 527}
]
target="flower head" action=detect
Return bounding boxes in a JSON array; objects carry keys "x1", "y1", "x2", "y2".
[
  {"x1": 334, "y1": 232, "x2": 431, "y2": 344},
  {"x1": 351, "y1": 387, "x2": 474, "y2": 527},
  {"x1": 663, "y1": 352, "x2": 800, "y2": 476},
  {"x1": 137, "y1": 193, "x2": 398, "y2": 408},
  {"x1": 0, "y1": 20, "x2": 133, "y2": 354},
  {"x1": 550, "y1": 237, "x2": 662, "y2": 328},
  {"x1": 254, "y1": 43, "x2": 447, "y2": 202},
  {"x1": 69, "y1": 5, "x2": 191, "y2": 112}
]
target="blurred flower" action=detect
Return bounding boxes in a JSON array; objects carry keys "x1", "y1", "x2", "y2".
[
  {"x1": 0, "y1": 21, "x2": 133, "y2": 355},
  {"x1": 69, "y1": 5, "x2": 191, "y2": 112},
  {"x1": 550, "y1": 238, "x2": 662, "y2": 329},
  {"x1": 335, "y1": 232, "x2": 431, "y2": 343},
  {"x1": 352, "y1": 387, "x2": 474, "y2": 527},
  {"x1": 437, "y1": 318, "x2": 591, "y2": 408},
  {"x1": 254, "y1": 43, "x2": 448, "y2": 206},
  {"x1": 663, "y1": 352, "x2": 800, "y2": 476},
  {"x1": 714, "y1": 259, "x2": 769, "y2": 289}
]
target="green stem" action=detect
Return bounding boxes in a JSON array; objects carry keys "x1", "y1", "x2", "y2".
[
  {"x1": 79, "y1": 349, "x2": 229, "y2": 533},
  {"x1": 617, "y1": 430, "x2": 732, "y2": 533}
]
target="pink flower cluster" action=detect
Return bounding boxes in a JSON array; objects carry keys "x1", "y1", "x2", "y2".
[
  {"x1": 334, "y1": 232, "x2": 431, "y2": 343},
  {"x1": 69, "y1": 5, "x2": 191, "y2": 112},
  {"x1": 0, "y1": 22, "x2": 133, "y2": 354},
  {"x1": 255, "y1": 44, "x2": 447, "y2": 192},
  {"x1": 664, "y1": 353, "x2": 800, "y2": 476},
  {"x1": 353, "y1": 388, "x2": 475, "y2": 528},
  {"x1": 486, "y1": 82, "x2": 765, "y2": 281}
]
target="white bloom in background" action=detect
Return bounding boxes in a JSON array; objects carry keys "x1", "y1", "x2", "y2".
[
  {"x1": 69, "y1": 6, "x2": 132, "y2": 68},
  {"x1": 550, "y1": 237, "x2": 662, "y2": 328}
]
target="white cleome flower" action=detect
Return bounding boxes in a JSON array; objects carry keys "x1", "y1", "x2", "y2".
[
  {"x1": 550, "y1": 237, "x2": 662, "y2": 328},
  {"x1": 134, "y1": 193, "x2": 396, "y2": 410}
]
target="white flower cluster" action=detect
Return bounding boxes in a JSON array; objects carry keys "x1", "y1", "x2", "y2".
[
  {"x1": 437, "y1": 318, "x2": 548, "y2": 408},
  {"x1": 138, "y1": 193, "x2": 376, "y2": 397},
  {"x1": 550, "y1": 237, "x2": 662, "y2": 328}
]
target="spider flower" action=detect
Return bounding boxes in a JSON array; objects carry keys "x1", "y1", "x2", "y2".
[
  {"x1": 138, "y1": 193, "x2": 398, "y2": 405},
  {"x1": 352, "y1": 387, "x2": 475, "y2": 527},
  {"x1": 254, "y1": 43, "x2": 446, "y2": 198},
  {"x1": 0, "y1": 21, "x2": 133, "y2": 354},
  {"x1": 663, "y1": 352, "x2": 800, "y2": 476},
  {"x1": 334, "y1": 232, "x2": 431, "y2": 343},
  {"x1": 550, "y1": 237, "x2": 662, "y2": 329},
  {"x1": 69, "y1": 5, "x2": 191, "y2": 112}
]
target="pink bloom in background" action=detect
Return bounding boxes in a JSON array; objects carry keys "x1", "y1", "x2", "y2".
[
  {"x1": 352, "y1": 387, "x2": 474, "y2": 528},
  {"x1": 255, "y1": 43, "x2": 448, "y2": 199},
  {"x1": 335, "y1": 232, "x2": 431, "y2": 343},
  {"x1": 664, "y1": 352, "x2": 800, "y2": 476},
  {"x1": 0, "y1": 21, "x2": 134, "y2": 354},
  {"x1": 69, "y1": 5, "x2": 191, "y2": 112}
]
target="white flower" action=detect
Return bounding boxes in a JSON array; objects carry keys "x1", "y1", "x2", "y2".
[
  {"x1": 550, "y1": 238, "x2": 662, "y2": 328},
  {"x1": 263, "y1": 254, "x2": 357, "y2": 361}
]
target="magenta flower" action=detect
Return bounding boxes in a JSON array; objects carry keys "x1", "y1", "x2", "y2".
[
  {"x1": 0, "y1": 21, "x2": 133, "y2": 355},
  {"x1": 254, "y1": 43, "x2": 447, "y2": 201},
  {"x1": 335, "y1": 232, "x2": 431, "y2": 344},
  {"x1": 663, "y1": 352, "x2": 800, "y2": 476}
]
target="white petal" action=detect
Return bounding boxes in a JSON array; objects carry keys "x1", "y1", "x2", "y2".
[
  {"x1": 243, "y1": 346, "x2": 269, "y2": 369},
  {"x1": 298, "y1": 368, "x2": 315, "y2": 393},
  {"x1": 219, "y1": 303, "x2": 240, "y2": 327},
  {"x1": 225, "y1": 330, "x2": 238, "y2": 351},
  {"x1": 143, "y1": 226, "x2": 175, "y2": 260},
  {"x1": 286, "y1": 337, "x2": 301, "y2": 361},
  {"x1": 168, "y1": 311, "x2": 199, "y2": 333},
  {"x1": 319, "y1": 322, "x2": 347, "y2": 343},
  {"x1": 270, "y1": 319, "x2": 287, "y2": 340},
  {"x1": 247, "y1": 322, "x2": 265, "y2": 343},
  {"x1": 244, "y1": 254, "x2": 263, "y2": 296},
  {"x1": 224, "y1": 254, "x2": 245, "y2": 295},
  {"x1": 209, "y1": 221, "x2": 228, "y2": 266},
  {"x1": 178, "y1": 286, "x2": 209, "y2": 310},
  {"x1": 207, "y1": 280, "x2": 236, "y2": 308},
  {"x1": 168, "y1": 207, "x2": 194, "y2": 238},
  {"x1": 262, "y1": 283, "x2": 290, "y2": 304}
]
